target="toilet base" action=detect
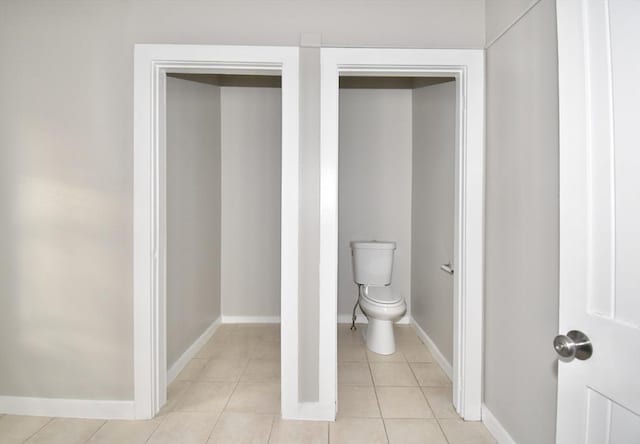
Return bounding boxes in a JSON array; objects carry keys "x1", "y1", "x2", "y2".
[{"x1": 365, "y1": 318, "x2": 396, "y2": 355}]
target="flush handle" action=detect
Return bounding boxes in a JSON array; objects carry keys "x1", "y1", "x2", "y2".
[{"x1": 440, "y1": 263, "x2": 454, "y2": 275}]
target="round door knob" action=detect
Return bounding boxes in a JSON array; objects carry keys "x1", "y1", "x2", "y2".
[{"x1": 553, "y1": 330, "x2": 592, "y2": 360}]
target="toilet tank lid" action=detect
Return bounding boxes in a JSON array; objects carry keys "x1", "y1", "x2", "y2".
[{"x1": 350, "y1": 241, "x2": 396, "y2": 250}]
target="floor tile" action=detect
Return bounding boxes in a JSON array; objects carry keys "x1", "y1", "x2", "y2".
[
  {"x1": 230, "y1": 324, "x2": 279, "y2": 343},
  {"x1": 439, "y1": 418, "x2": 497, "y2": 444},
  {"x1": 338, "y1": 343, "x2": 367, "y2": 362},
  {"x1": 0, "y1": 323, "x2": 486, "y2": 444},
  {"x1": 393, "y1": 326, "x2": 422, "y2": 345},
  {"x1": 215, "y1": 324, "x2": 237, "y2": 337},
  {"x1": 208, "y1": 333, "x2": 249, "y2": 348},
  {"x1": 384, "y1": 419, "x2": 448, "y2": 444},
  {"x1": 241, "y1": 359, "x2": 280, "y2": 382},
  {"x1": 207, "y1": 412, "x2": 274, "y2": 444},
  {"x1": 25, "y1": 418, "x2": 104, "y2": 444},
  {"x1": 174, "y1": 382, "x2": 236, "y2": 413},
  {"x1": 329, "y1": 417, "x2": 387, "y2": 444},
  {"x1": 375, "y1": 387, "x2": 432, "y2": 419},
  {"x1": 410, "y1": 363, "x2": 451, "y2": 387},
  {"x1": 88, "y1": 419, "x2": 162, "y2": 444},
  {"x1": 370, "y1": 362, "x2": 418, "y2": 386},
  {"x1": 175, "y1": 358, "x2": 208, "y2": 381},
  {"x1": 398, "y1": 343, "x2": 434, "y2": 363},
  {"x1": 243, "y1": 325, "x2": 280, "y2": 343},
  {"x1": 422, "y1": 387, "x2": 459, "y2": 418},
  {"x1": 338, "y1": 362, "x2": 373, "y2": 386},
  {"x1": 199, "y1": 358, "x2": 248, "y2": 382},
  {"x1": 366, "y1": 349, "x2": 405, "y2": 363},
  {"x1": 337, "y1": 386, "x2": 380, "y2": 418},
  {"x1": 157, "y1": 380, "x2": 192, "y2": 417},
  {"x1": 337, "y1": 325, "x2": 366, "y2": 346},
  {"x1": 251, "y1": 342, "x2": 280, "y2": 360},
  {"x1": 147, "y1": 412, "x2": 218, "y2": 444},
  {"x1": 198, "y1": 341, "x2": 253, "y2": 361},
  {"x1": 0, "y1": 415, "x2": 51, "y2": 443},
  {"x1": 268, "y1": 419, "x2": 328, "y2": 444},
  {"x1": 227, "y1": 382, "x2": 281, "y2": 414}
]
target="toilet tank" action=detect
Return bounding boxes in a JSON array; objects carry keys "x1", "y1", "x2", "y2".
[{"x1": 350, "y1": 241, "x2": 396, "y2": 285}]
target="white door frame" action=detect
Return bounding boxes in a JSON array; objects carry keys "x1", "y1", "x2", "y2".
[
  {"x1": 319, "y1": 48, "x2": 485, "y2": 420},
  {"x1": 133, "y1": 44, "x2": 299, "y2": 420}
]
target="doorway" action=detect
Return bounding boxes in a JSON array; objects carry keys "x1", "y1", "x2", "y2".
[
  {"x1": 133, "y1": 45, "x2": 299, "y2": 420},
  {"x1": 319, "y1": 48, "x2": 485, "y2": 421},
  {"x1": 162, "y1": 72, "x2": 282, "y2": 418}
]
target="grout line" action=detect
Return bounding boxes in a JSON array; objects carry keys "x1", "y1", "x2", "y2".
[
  {"x1": 202, "y1": 324, "x2": 264, "y2": 442},
  {"x1": 265, "y1": 415, "x2": 276, "y2": 444},
  {"x1": 366, "y1": 348, "x2": 391, "y2": 443},
  {"x1": 338, "y1": 326, "x2": 459, "y2": 443},
  {"x1": 142, "y1": 416, "x2": 163, "y2": 444},
  {"x1": 84, "y1": 420, "x2": 107, "y2": 443},
  {"x1": 23, "y1": 417, "x2": 55, "y2": 443},
  {"x1": 145, "y1": 380, "x2": 194, "y2": 443},
  {"x1": 203, "y1": 341, "x2": 252, "y2": 442},
  {"x1": 408, "y1": 333, "x2": 454, "y2": 444},
  {"x1": 434, "y1": 415, "x2": 452, "y2": 444},
  {"x1": 420, "y1": 387, "x2": 453, "y2": 444}
]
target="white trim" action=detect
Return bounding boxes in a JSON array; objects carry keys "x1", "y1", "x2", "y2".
[
  {"x1": 284, "y1": 401, "x2": 336, "y2": 422},
  {"x1": 320, "y1": 47, "x2": 484, "y2": 421},
  {"x1": 482, "y1": 404, "x2": 518, "y2": 444},
  {"x1": 0, "y1": 397, "x2": 135, "y2": 420},
  {"x1": 411, "y1": 318, "x2": 453, "y2": 380},
  {"x1": 221, "y1": 315, "x2": 281, "y2": 324},
  {"x1": 337, "y1": 314, "x2": 410, "y2": 325},
  {"x1": 134, "y1": 44, "x2": 300, "y2": 420},
  {"x1": 167, "y1": 317, "x2": 222, "y2": 384}
]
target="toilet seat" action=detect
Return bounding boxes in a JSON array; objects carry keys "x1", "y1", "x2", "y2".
[
  {"x1": 357, "y1": 285, "x2": 407, "y2": 354},
  {"x1": 360, "y1": 285, "x2": 403, "y2": 305}
]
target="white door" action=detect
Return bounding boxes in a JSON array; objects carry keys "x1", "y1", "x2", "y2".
[{"x1": 556, "y1": 0, "x2": 640, "y2": 443}]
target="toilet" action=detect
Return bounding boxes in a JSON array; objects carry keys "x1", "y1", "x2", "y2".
[{"x1": 351, "y1": 240, "x2": 407, "y2": 355}]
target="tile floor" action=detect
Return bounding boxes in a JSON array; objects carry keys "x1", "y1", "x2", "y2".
[{"x1": 0, "y1": 323, "x2": 496, "y2": 443}]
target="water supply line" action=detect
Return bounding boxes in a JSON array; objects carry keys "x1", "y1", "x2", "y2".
[{"x1": 350, "y1": 284, "x2": 362, "y2": 330}]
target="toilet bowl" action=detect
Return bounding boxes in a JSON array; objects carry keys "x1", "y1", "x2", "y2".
[
  {"x1": 358, "y1": 285, "x2": 406, "y2": 354},
  {"x1": 350, "y1": 240, "x2": 407, "y2": 355}
]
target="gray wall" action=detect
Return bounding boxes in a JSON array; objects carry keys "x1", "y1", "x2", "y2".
[
  {"x1": 411, "y1": 80, "x2": 457, "y2": 365},
  {"x1": 298, "y1": 47, "x2": 321, "y2": 402},
  {"x1": 166, "y1": 76, "x2": 222, "y2": 368},
  {"x1": 167, "y1": 75, "x2": 281, "y2": 366},
  {"x1": 337, "y1": 86, "x2": 413, "y2": 318},
  {"x1": 484, "y1": 0, "x2": 559, "y2": 443},
  {"x1": 0, "y1": 0, "x2": 484, "y2": 401},
  {"x1": 220, "y1": 83, "x2": 282, "y2": 318},
  {"x1": 485, "y1": 0, "x2": 540, "y2": 43}
]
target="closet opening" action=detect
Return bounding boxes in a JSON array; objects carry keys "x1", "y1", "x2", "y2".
[
  {"x1": 134, "y1": 45, "x2": 299, "y2": 420},
  {"x1": 164, "y1": 73, "x2": 282, "y2": 416},
  {"x1": 336, "y1": 75, "x2": 459, "y2": 424},
  {"x1": 319, "y1": 47, "x2": 485, "y2": 422}
]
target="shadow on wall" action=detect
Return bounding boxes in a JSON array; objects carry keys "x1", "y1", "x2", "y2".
[{"x1": 0, "y1": 124, "x2": 131, "y2": 399}]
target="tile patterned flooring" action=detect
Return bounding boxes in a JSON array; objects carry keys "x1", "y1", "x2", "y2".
[{"x1": 0, "y1": 323, "x2": 496, "y2": 443}]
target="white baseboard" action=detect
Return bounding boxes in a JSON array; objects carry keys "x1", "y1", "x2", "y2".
[
  {"x1": 221, "y1": 315, "x2": 280, "y2": 324},
  {"x1": 0, "y1": 396, "x2": 135, "y2": 420},
  {"x1": 167, "y1": 317, "x2": 222, "y2": 384},
  {"x1": 337, "y1": 314, "x2": 411, "y2": 325},
  {"x1": 282, "y1": 401, "x2": 336, "y2": 421},
  {"x1": 482, "y1": 404, "x2": 517, "y2": 444},
  {"x1": 410, "y1": 317, "x2": 453, "y2": 380}
]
